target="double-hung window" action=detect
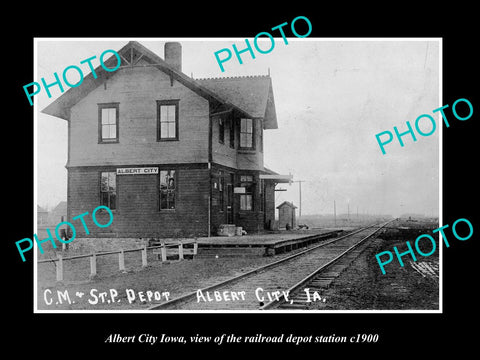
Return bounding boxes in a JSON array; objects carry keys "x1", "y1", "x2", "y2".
[
  {"x1": 240, "y1": 118, "x2": 254, "y2": 149},
  {"x1": 100, "y1": 172, "x2": 117, "y2": 210},
  {"x1": 219, "y1": 117, "x2": 225, "y2": 144},
  {"x1": 157, "y1": 100, "x2": 179, "y2": 141},
  {"x1": 239, "y1": 175, "x2": 254, "y2": 211}
]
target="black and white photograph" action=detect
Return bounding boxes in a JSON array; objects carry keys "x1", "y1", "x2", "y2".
[
  {"x1": 34, "y1": 38, "x2": 441, "y2": 312},
  {"x1": 6, "y1": 7, "x2": 478, "y2": 355}
]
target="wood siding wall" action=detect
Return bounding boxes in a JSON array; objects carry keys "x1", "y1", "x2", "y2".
[
  {"x1": 69, "y1": 60, "x2": 209, "y2": 167},
  {"x1": 67, "y1": 164, "x2": 210, "y2": 238},
  {"x1": 211, "y1": 112, "x2": 237, "y2": 169}
]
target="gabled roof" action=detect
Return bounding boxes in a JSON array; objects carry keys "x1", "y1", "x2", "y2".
[
  {"x1": 37, "y1": 205, "x2": 48, "y2": 213},
  {"x1": 276, "y1": 201, "x2": 297, "y2": 209},
  {"x1": 41, "y1": 41, "x2": 277, "y2": 129},
  {"x1": 52, "y1": 201, "x2": 67, "y2": 213},
  {"x1": 196, "y1": 76, "x2": 278, "y2": 129}
]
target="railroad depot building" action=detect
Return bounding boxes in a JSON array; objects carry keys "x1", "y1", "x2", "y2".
[{"x1": 42, "y1": 41, "x2": 290, "y2": 240}]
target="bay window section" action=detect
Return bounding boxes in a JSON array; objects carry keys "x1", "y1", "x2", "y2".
[{"x1": 240, "y1": 118, "x2": 253, "y2": 149}]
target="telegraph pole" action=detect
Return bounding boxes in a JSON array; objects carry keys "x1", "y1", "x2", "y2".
[
  {"x1": 334, "y1": 200, "x2": 336, "y2": 227},
  {"x1": 292, "y1": 180, "x2": 305, "y2": 223},
  {"x1": 299, "y1": 181, "x2": 302, "y2": 220}
]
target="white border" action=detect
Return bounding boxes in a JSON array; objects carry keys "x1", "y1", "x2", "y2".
[{"x1": 33, "y1": 37, "x2": 443, "y2": 314}]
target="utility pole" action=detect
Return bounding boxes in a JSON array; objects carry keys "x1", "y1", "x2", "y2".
[
  {"x1": 299, "y1": 181, "x2": 302, "y2": 221},
  {"x1": 292, "y1": 180, "x2": 305, "y2": 223},
  {"x1": 334, "y1": 200, "x2": 336, "y2": 227}
]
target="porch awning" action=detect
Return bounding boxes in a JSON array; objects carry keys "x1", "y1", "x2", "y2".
[{"x1": 259, "y1": 174, "x2": 293, "y2": 184}]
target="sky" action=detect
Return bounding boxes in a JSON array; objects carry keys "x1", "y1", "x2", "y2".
[{"x1": 35, "y1": 38, "x2": 440, "y2": 218}]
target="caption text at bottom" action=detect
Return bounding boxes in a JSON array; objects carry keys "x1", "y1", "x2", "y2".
[{"x1": 43, "y1": 287, "x2": 326, "y2": 306}]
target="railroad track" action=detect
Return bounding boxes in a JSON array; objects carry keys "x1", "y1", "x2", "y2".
[{"x1": 149, "y1": 220, "x2": 395, "y2": 311}]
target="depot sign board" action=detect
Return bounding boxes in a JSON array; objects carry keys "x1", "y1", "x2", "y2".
[{"x1": 116, "y1": 167, "x2": 159, "y2": 175}]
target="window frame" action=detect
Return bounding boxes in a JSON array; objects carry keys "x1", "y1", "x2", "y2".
[
  {"x1": 98, "y1": 103, "x2": 120, "y2": 144},
  {"x1": 157, "y1": 100, "x2": 179, "y2": 141},
  {"x1": 159, "y1": 169, "x2": 177, "y2": 211},
  {"x1": 218, "y1": 117, "x2": 225, "y2": 144},
  {"x1": 239, "y1": 118, "x2": 255, "y2": 150},
  {"x1": 99, "y1": 171, "x2": 117, "y2": 211},
  {"x1": 239, "y1": 174, "x2": 254, "y2": 211}
]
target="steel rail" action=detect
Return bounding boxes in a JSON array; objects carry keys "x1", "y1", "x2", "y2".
[
  {"x1": 259, "y1": 219, "x2": 395, "y2": 310},
  {"x1": 148, "y1": 222, "x2": 385, "y2": 310}
]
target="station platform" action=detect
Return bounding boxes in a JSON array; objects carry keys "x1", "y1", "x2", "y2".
[{"x1": 194, "y1": 228, "x2": 346, "y2": 257}]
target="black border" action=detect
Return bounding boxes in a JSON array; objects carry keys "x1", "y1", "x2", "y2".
[{"x1": 7, "y1": 6, "x2": 478, "y2": 356}]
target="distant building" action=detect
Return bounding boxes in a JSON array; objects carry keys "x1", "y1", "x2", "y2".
[
  {"x1": 49, "y1": 201, "x2": 67, "y2": 225},
  {"x1": 277, "y1": 201, "x2": 297, "y2": 230}
]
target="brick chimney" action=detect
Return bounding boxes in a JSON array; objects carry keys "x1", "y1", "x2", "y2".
[{"x1": 164, "y1": 42, "x2": 182, "y2": 72}]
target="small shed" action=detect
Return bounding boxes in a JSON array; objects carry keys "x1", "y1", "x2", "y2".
[{"x1": 277, "y1": 201, "x2": 297, "y2": 230}]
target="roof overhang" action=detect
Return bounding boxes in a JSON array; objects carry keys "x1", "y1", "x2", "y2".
[
  {"x1": 259, "y1": 174, "x2": 293, "y2": 184},
  {"x1": 196, "y1": 75, "x2": 278, "y2": 130}
]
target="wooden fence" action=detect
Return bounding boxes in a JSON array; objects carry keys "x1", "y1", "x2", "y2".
[{"x1": 37, "y1": 241, "x2": 198, "y2": 282}]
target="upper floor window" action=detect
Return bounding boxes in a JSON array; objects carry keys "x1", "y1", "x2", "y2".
[
  {"x1": 219, "y1": 117, "x2": 225, "y2": 144},
  {"x1": 240, "y1": 118, "x2": 254, "y2": 149},
  {"x1": 157, "y1": 100, "x2": 179, "y2": 141},
  {"x1": 98, "y1": 103, "x2": 119, "y2": 143}
]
